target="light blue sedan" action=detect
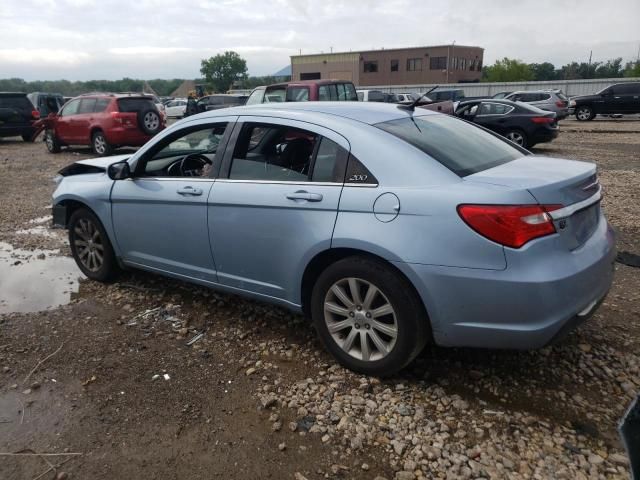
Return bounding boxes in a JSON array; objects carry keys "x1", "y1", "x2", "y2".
[{"x1": 52, "y1": 102, "x2": 615, "y2": 376}]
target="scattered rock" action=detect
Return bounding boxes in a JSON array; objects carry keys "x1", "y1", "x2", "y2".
[{"x1": 278, "y1": 442, "x2": 286, "y2": 451}]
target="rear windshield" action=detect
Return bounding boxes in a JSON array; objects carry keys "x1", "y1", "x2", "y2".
[
  {"x1": 376, "y1": 115, "x2": 523, "y2": 177},
  {"x1": 117, "y1": 98, "x2": 156, "y2": 113},
  {"x1": 555, "y1": 92, "x2": 568, "y2": 101},
  {"x1": 0, "y1": 96, "x2": 33, "y2": 110}
]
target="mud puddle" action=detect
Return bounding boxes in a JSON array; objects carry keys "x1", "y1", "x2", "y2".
[{"x1": 0, "y1": 242, "x2": 83, "y2": 314}]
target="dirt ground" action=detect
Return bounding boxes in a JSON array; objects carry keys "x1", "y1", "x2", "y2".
[{"x1": 0, "y1": 117, "x2": 638, "y2": 480}]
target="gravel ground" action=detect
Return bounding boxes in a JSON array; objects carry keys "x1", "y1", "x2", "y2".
[{"x1": 0, "y1": 119, "x2": 638, "y2": 479}]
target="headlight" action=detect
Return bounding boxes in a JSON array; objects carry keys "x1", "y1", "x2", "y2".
[{"x1": 569, "y1": 100, "x2": 576, "y2": 107}]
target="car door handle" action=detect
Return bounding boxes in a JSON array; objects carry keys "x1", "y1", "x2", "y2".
[
  {"x1": 177, "y1": 186, "x2": 203, "y2": 196},
  {"x1": 286, "y1": 191, "x2": 323, "y2": 202}
]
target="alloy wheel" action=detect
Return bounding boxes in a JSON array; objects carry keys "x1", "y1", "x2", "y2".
[
  {"x1": 144, "y1": 112, "x2": 159, "y2": 131},
  {"x1": 577, "y1": 108, "x2": 592, "y2": 121},
  {"x1": 506, "y1": 131, "x2": 525, "y2": 146},
  {"x1": 74, "y1": 218, "x2": 104, "y2": 272},
  {"x1": 94, "y1": 135, "x2": 106, "y2": 155},
  {"x1": 323, "y1": 277, "x2": 398, "y2": 362},
  {"x1": 45, "y1": 132, "x2": 54, "y2": 150}
]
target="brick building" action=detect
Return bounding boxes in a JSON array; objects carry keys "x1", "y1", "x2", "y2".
[{"x1": 291, "y1": 45, "x2": 484, "y2": 86}]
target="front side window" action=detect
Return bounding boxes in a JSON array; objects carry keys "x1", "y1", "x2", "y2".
[
  {"x1": 230, "y1": 123, "x2": 318, "y2": 182},
  {"x1": 319, "y1": 85, "x2": 331, "y2": 101},
  {"x1": 60, "y1": 99, "x2": 80, "y2": 116},
  {"x1": 477, "y1": 103, "x2": 514, "y2": 115},
  {"x1": 342, "y1": 83, "x2": 358, "y2": 101},
  {"x1": 140, "y1": 123, "x2": 229, "y2": 177},
  {"x1": 287, "y1": 87, "x2": 309, "y2": 102},
  {"x1": 407, "y1": 58, "x2": 423, "y2": 71},
  {"x1": 364, "y1": 61, "x2": 378, "y2": 73},
  {"x1": 245, "y1": 88, "x2": 265, "y2": 105},
  {"x1": 376, "y1": 115, "x2": 523, "y2": 177},
  {"x1": 264, "y1": 87, "x2": 286, "y2": 103}
]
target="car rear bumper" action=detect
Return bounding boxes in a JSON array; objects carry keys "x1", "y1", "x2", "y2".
[
  {"x1": 397, "y1": 216, "x2": 616, "y2": 349},
  {"x1": 532, "y1": 128, "x2": 559, "y2": 144},
  {"x1": 0, "y1": 125, "x2": 35, "y2": 137}
]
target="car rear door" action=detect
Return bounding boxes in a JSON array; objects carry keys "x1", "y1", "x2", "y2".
[
  {"x1": 207, "y1": 117, "x2": 349, "y2": 303},
  {"x1": 111, "y1": 118, "x2": 236, "y2": 283},
  {"x1": 613, "y1": 83, "x2": 640, "y2": 113},
  {"x1": 472, "y1": 102, "x2": 515, "y2": 135}
]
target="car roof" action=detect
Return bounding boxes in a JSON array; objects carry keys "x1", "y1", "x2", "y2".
[
  {"x1": 268, "y1": 79, "x2": 354, "y2": 88},
  {"x1": 458, "y1": 99, "x2": 518, "y2": 106},
  {"x1": 0, "y1": 92, "x2": 28, "y2": 96},
  {"x1": 508, "y1": 90, "x2": 558, "y2": 94},
  {"x1": 192, "y1": 101, "x2": 436, "y2": 125}
]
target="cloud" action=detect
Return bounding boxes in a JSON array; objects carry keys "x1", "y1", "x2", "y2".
[
  {"x1": 0, "y1": 48, "x2": 90, "y2": 65},
  {"x1": 0, "y1": 0, "x2": 638, "y2": 80}
]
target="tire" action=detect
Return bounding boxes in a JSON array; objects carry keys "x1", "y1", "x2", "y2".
[
  {"x1": 45, "y1": 129, "x2": 61, "y2": 153},
  {"x1": 68, "y1": 208, "x2": 119, "y2": 282},
  {"x1": 575, "y1": 105, "x2": 595, "y2": 121},
  {"x1": 92, "y1": 130, "x2": 113, "y2": 156},
  {"x1": 22, "y1": 133, "x2": 35, "y2": 143},
  {"x1": 137, "y1": 109, "x2": 161, "y2": 135},
  {"x1": 504, "y1": 129, "x2": 528, "y2": 148},
  {"x1": 311, "y1": 256, "x2": 429, "y2": 376}
]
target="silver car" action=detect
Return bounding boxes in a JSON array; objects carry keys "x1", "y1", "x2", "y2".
[
  {"x1": 51, "y1": 103, "x2": 615, "y2": 376},
  {"x1": 506, "y1": 90, "x2": 570, "y2": 119}
]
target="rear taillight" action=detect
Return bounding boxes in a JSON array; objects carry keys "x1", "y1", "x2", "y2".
[
  {"x1": 31, "y1": 110, "x2": 40, "y2": 119},
  {"x1": 457, "y1": 204, "x2": 563, "y2": 248},
  {"x1": 110, "y1": 111, "x2": 125, "y2": 124},
  {"x1": 555, "y1": 100, "x2": 566, "y2": 107},
  {"x1": 531, "y1": 117, "x2": 555, "y2": 124}
]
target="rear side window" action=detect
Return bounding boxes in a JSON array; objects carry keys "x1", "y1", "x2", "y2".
[
  {"x1": 338, "y1": 83, "x2": 358, "y2": 101},
  {"x1": 117, "y1": 98, "x2": 156, "y2": 112},
  {"x1": 376, "y1": 115, "x2": 523, "y2": 177},
  {"x1": 245, "y1": 89, "x2": 265, "y2": 105},
  {"x1": 0, "y1": 96, "x2": 32, "y2": 110},
  {"x1": 78, "y1": 98, "x2": 97, "y2": 114},
  {"x1": 95, "y1": 98, "x2": 111, "y2": 112},
  {"x1": 614, "y1": 83, "x2": 640, "y2": 94},
  {"x1": 311, "y1": 137, "x2": 348, "y2": 182},
  {"x1": 264, "y1": 88, "x2": 286, "y2": 103}
]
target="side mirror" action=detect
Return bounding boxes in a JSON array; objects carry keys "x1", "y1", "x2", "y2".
[{"x1": 108, "y1": 161, "x2": 131, "y2": 180}]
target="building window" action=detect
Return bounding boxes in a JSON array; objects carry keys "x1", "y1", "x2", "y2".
[
  {"x1": 469, "y1": 59, "x2": 476, "y2": 71},
  {"x1": 407, "y1": 58, "x2": 423, "y2": 71},
  {"x1": 363, "y1": 61, "x2": 378, "y2": 73},
  {"x1": 390, "y1": 59, "x2": 399, "y2": 72},
  {"x1": 300, "y1": 72, "x2": 321, "y2": 80},
  {"x1": 429, "y1": 56, "x2": 447, "y2": 70},
  {"x1": 460, "y1": 58, "x2": 466, "y2": 70}
]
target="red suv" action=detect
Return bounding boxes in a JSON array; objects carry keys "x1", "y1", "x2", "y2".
[
  {"x1": 245, "y1": 80, "x2": 358, "y2": 104},
  {"x1": 43, "y1": 94, "x2": 165, "y2": 156}
]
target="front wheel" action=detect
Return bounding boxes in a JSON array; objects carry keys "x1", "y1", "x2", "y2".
[
  {"x1": 45, "y1": 129, "x2": 61, "y2": 153},
  {"x1": 92, "y1": 131, "x2": 113, "y2": 156},
  {"x1": 576, "y1": 106, "x2": 595, "y2": 121},
  {"x1": 504, "y1": 129, "x2": 528, "y2": 148},
  {"x1": 311, "y1": 257, "x2": 429, "y2": 376},
  {"x1": 68, "y1": 208, "x2": 119, "y2": 282}
]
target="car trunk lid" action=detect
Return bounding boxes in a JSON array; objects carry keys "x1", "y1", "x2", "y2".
[{"x1": 465, "y1": 156, "x2": 601, "y2": 249}]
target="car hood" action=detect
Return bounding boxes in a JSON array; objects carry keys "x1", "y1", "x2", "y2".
[
  {"x1": 59, "y1": 154, "x2": 130, "y2": 177},
  {"x1": 571, "y1": 94, "x2": 600, "y2": 103}
]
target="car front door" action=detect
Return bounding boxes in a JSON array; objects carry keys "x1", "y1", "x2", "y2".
[
  {"x1": 208, "y1": 117, "x2": 349, "y2": 303},
  {"x1": 110, "y1": 118, "x2": 235, "y2": 283},
  {"x1": 612, "y1": 83, "x2": 640, "y2": 113},
  {"x1": 471, "y1": 102, "x2": 514, "y2": 134},
  {"x1": 74, "y1": 98, "x2": 97, "y2": 144},
  {"x1": 55, "y1": 98, "x2": 81, "y2": 143}
]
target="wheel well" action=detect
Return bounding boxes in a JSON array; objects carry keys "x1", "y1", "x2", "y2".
[
  {"x1": 300, "y1": 248, "x2": 428, "y2": 323},
  {"x1": 58, "y1": 199, "x2": 93, "y2": 227},
  {"x1": 90, "y1": 127, "x2": 103, "y2": 142}
]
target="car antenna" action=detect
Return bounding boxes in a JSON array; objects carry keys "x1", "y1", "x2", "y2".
[{"x1": 398, "y1": 86, "x2": 439, "y2": 112}]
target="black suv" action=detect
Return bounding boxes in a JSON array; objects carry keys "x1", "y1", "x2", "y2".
[
  {"x1": 570, "y1": 82, "x2": 640, "y2": 121},
  {"x1": 0, "y1": 92, "x2": 40, "y2": 142}
]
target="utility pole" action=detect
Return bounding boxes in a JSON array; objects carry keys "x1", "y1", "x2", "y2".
[
  {"x1": 447, "y1": 40, "x2": 456, "y2": 84},
  {"x1": 588, "y1": 50, "x2": 592, "y2": 66}
]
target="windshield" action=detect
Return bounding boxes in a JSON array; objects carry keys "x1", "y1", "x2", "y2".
[{"x1": 375, "y1": 114, "x2": 524, "y2": 177}]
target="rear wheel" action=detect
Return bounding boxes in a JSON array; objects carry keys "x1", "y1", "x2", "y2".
[
  {"x1": 68, "y1": 208, "x2": 119, "y2": 282},
  {"x1": 311, "y1": 256, "x2": 429, "y2": 376},
  {"x1": 576, "y1": 106, "x2": 595, "y2": 121},
  {"x1": 504, "y1": 129, "x2": 528, "y2": 148},
  {"x1": 92, "y1": 131, "x2": 113, "y2": 156},
  {"x1": 45, "y1": 129, "x2": 61, "y2": 153}
]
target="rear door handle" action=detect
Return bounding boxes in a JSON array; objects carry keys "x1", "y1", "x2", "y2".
[
  {"x1": 286, "y1": 191, "x2": 323, "y2": 202},
  {"x1": 177, "y1": 186, "x2": 203, "y2": 196}
]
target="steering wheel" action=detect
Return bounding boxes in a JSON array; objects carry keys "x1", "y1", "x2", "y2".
[{"x1": 179, "y1": 153, "x2": 212, "y2": 176}]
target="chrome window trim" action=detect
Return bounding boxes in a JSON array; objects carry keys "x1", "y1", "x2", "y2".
[
  {"x1": 549, "y1": 187, "x2": 602, "y2": 220},
  {"x1": 132, "y1": 177, "x2": 215, "y2": 183},
  {"x1": 215, "y1": 179, "x2": 343, "y2": 187}
]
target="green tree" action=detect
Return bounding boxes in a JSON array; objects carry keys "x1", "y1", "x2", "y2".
[
  {"x1": 482, "y1": 58, "x2": 533, "y2": 82},
  {"x1": 200, "y1": 51, "x2": 248, "y2": 93},
  {"x1": 624, "y1": 61, "x2": 640, "y2": 77},
  {"x1": 595, "y1": 58, "x2": 623, "y2": 78},
  {"x1": 529, "y1": 62, "x2": 557, "y2": 81}
]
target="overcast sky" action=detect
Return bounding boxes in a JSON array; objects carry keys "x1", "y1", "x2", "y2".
[{"x1": 1, "y1": 0, "x2": 638, "y2": 81}]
